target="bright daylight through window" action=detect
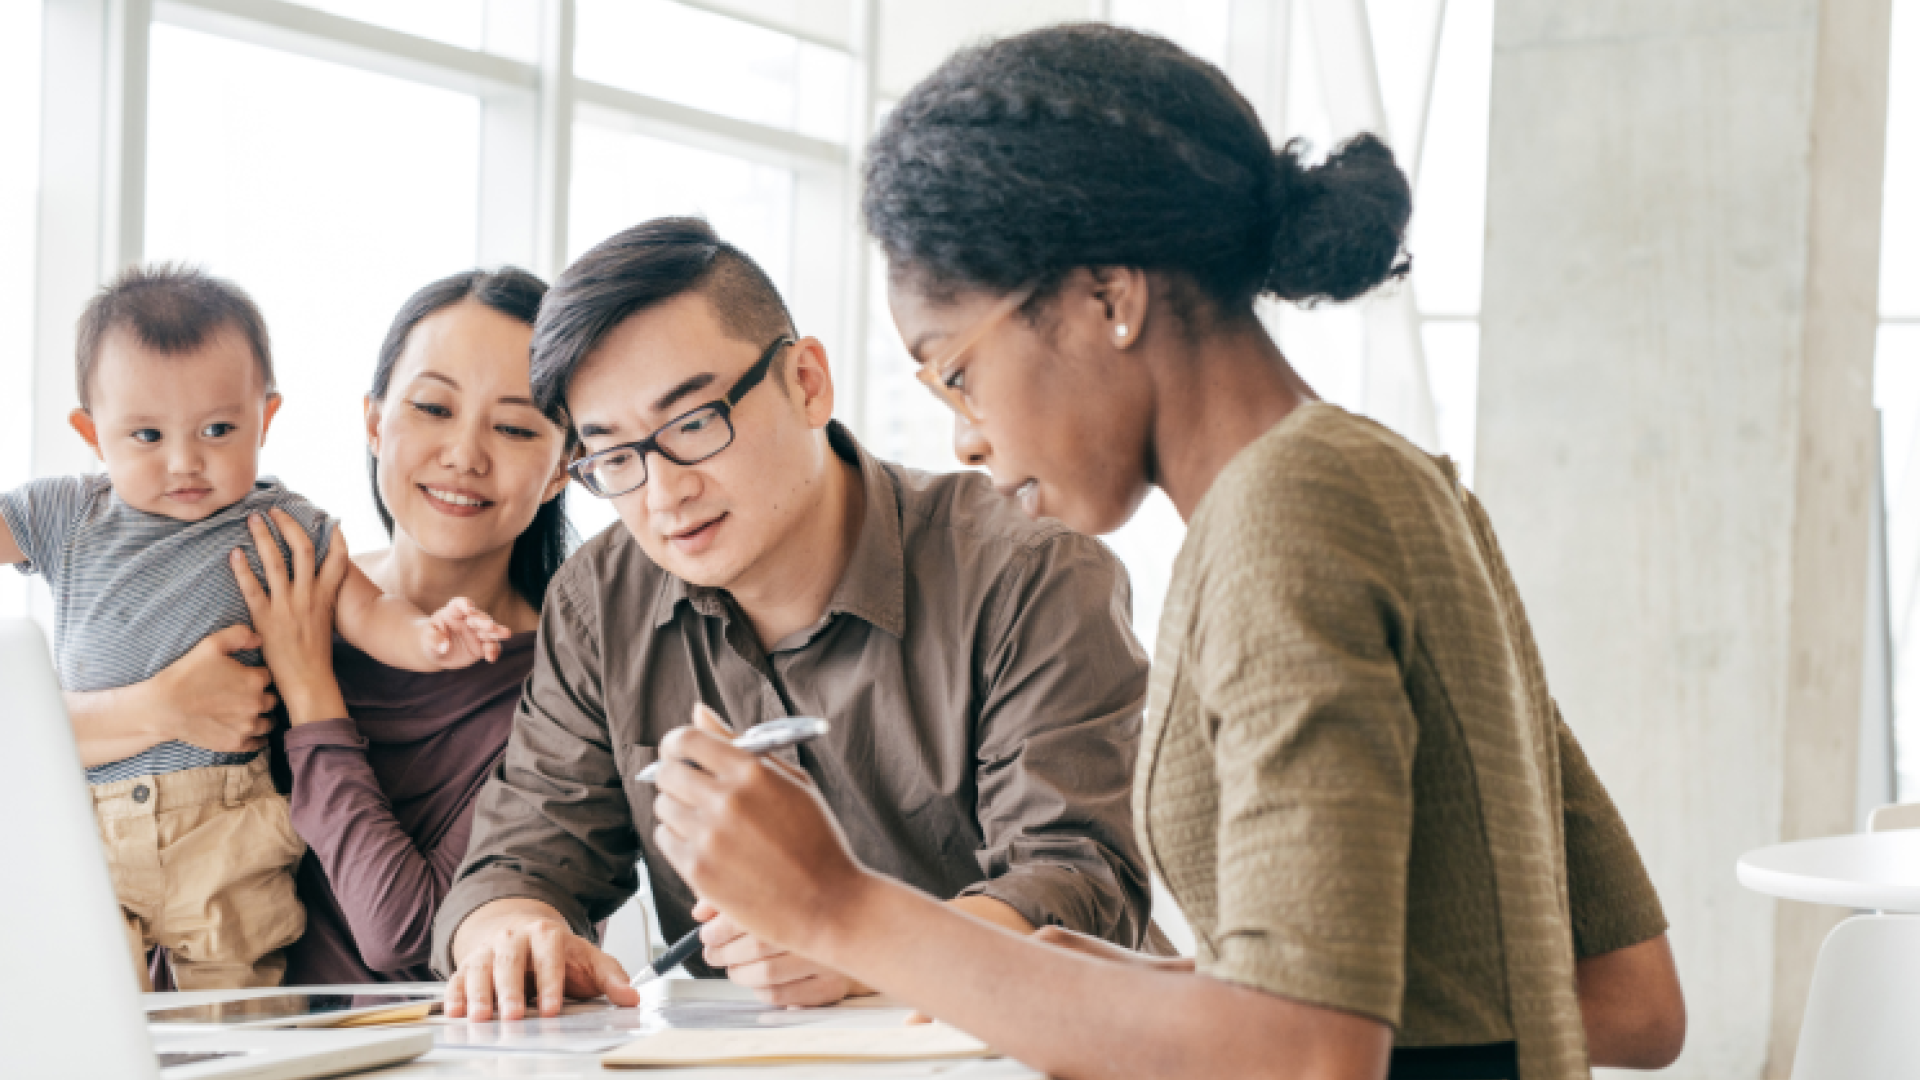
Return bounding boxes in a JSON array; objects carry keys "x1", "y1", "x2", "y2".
[
  {"x1": 145, "y1": 24, "x2": 482, "y2": 556},
  {"x1": 31, "y1": 0, "x2": 1908, "y2": 723}
]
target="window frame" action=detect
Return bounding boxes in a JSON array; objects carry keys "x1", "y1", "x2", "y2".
[{"x1": 30, "y1": 0, "x2": 880, "y2": 481}]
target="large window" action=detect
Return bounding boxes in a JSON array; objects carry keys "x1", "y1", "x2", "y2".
[
  {"x1": 7, "y1": 0, "x2": 861, "y2": 564},
  {"x1": 575, "y1": 0, "x2": 850, "y2": 142},
  {"x1": 1, "y1": 1, "x2": 43, "y2": 619},
  {"x1": 1876, "y1": 0, "x2": 1920, "y2": 795},
  {"x1": 15, "y1": 0, "x2": 1498, "y2": 648},
  {"x1": 145, "y1": 24, "x2": 483, "y2": 555}
]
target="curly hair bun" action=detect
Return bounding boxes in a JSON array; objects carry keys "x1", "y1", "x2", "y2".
[
  {"x1": 1264, "y1": 133, "x2": 1413, "y2": 305},
  {"x1": 864, "y1": 24, "x2": 1413, "y2": 314}
]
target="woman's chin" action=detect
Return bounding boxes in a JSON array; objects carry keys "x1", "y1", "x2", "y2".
[
  {"x1": 1053, "y1": 500, "x2": 1117, "y2": 537},
  {"x1": 1060, "y1": 487, "x2": 1152, "y2": 537},
  {"x1": 399, "y1": 509, "x2": 512, "y2": 561}
]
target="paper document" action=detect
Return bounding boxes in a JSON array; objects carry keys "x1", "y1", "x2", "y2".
[
  {"x1": 435, "y1": 1006, "x2": 649, "y2": 1053},
  {"x1": 641, "y1": 977, "x2": 763, "y2": 1005},
  {"x1": 602, "y1": 1022, "x2": 991, "y2": 1067},
  {"x1": 332, "y1": 1000, "x2": 435, "y2": 1027}
]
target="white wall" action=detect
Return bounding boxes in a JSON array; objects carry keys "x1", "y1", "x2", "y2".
[{"x1": 1477, "y1": 1, "x2": 1892, "y2": 1074}]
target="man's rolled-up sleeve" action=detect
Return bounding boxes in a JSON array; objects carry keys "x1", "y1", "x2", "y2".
[
  {"x1": 430, "y1": 576, "x2": 641, "y2": 976},
  {"x1": 957, "y1": 531, "x2": 1154, "y2": 948}
]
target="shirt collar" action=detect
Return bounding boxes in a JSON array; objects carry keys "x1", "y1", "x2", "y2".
[{"x1": 651, "y1": 421, "x2": 907, "y2": 640}]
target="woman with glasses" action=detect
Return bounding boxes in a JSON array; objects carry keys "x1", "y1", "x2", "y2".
[
  {"x1": 235, "y1": 269, "x2": 572, "y2": 984},
  {"x1": 646, "y1": 23, "x2": 1685, "y2": 1080}
]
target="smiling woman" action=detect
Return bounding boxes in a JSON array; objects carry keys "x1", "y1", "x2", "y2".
[
  {"x1": 362, "y1": 269, "x2": 574, "y2": 611},
  {"x1": 237, "y1": 267, "x2": 582, "y2": 985}
]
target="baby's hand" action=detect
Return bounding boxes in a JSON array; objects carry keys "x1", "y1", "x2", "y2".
[{"x1": 422, "y1": 597, "x2": 511, "y2": 668}]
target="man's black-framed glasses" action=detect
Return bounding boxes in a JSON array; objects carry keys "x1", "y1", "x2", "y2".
[{"x1": 569, "y1": 335, "x2": 795, "y2": 498}]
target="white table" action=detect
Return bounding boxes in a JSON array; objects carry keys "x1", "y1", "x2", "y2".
[
  {"x1": 1736, "y1": 831, "x2": 1920, "y2": 1079},
  {"x1": 144, "y1": 984, "x2": 1043, "y2": 1079},
  {"x1": 1736, "y1": 829, "x2": 1920, "y2": 911}
]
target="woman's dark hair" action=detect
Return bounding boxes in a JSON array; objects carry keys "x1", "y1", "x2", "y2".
[
  {"x1": 863, "y1": 23, "x2": 1412, "y2": 315},
  {"x1": 368, "y1": 267, "x2": 576, "y2": 608}
]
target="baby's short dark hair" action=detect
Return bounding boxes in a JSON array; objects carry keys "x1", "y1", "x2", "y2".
[{"x1": 75, "y1": 264, "x2": 275, "y2": 409}]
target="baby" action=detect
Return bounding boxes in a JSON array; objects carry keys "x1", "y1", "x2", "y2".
[{"x1": 0, "y1": 265, "x2": 509, "y2": 990}]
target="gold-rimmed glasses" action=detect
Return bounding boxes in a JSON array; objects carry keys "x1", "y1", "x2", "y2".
[{"x1": 914, "y1": 287, "x2": 1034, "y2": 424}]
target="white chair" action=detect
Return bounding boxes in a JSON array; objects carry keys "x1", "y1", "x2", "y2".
[
  {"x1": 1789, "y1": 914, "x2": 1920, "y2": 1079},
  {"x1": 1866, "y1": 801, "x2": 1920, "y2": 833},
  {"x1": 1787, "y1": 803, "x2": 1920, "y2": 1079}
]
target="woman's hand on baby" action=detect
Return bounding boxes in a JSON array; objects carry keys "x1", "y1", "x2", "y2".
[
  {"x1": 231, "y1": 510, "x2": 351, "y2": 725},
  {"x1": 423, "y1": 597, "x2": 512, "y2": 668}
]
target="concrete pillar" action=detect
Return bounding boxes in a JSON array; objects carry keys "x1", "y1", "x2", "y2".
[{"x1": 1475, "y1": 2, "x2": 1891, "y2": 1076}]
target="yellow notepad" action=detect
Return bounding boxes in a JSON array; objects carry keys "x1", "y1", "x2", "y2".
[
  {"x1": 330, "y1": 1000, "x2": 436, "y2": 1028},
  {"x1": 601, "y1": 1023, "x2": 991, "y2": 1068}
]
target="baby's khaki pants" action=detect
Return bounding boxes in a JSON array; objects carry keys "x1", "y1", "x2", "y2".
[{"x1": 91, "y1": 755, "x2": 306, "y2": 991}]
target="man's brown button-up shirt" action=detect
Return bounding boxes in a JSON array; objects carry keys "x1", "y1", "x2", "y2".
[{"x1": 432, "y1": 423, "x2": 1152, "y2": 976}]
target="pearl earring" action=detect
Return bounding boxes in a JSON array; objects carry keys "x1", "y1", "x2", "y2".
[{"x1": 1115, "y1": 324, "x2": 1129, "y2": 342}]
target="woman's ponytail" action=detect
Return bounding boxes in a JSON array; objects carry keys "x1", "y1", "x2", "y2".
[{"x1": 1263, "y1": 133, "x2": 1413, "y2": 305}]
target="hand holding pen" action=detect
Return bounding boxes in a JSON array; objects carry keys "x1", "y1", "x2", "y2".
[{"x1": 633, "y1": 706, "x2": 830, "y2": 987}]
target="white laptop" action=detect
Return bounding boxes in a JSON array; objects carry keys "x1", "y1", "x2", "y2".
[{"x1": 0, "y1": 619, "x2": 434, "y2": 1079}]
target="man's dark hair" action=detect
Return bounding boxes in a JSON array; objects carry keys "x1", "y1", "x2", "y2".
[
  {"x1": 863, "y1": 23, "x2": 1412, "y2": 317},
  {"x1": 368, "y1": 267, "x2": 577, "y2": 609},
  {"x1": 531, "y1": 217, "x2": 795, "y2": 417},
  {"x1": 75, "y1": 263, "x2": 276, "y2": 409}
]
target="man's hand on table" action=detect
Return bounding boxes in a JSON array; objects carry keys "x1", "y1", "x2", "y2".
[{"x1": 444, "y1": 899, "x2": 640, "y2": 1021}]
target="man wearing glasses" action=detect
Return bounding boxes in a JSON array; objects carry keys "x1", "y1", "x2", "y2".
[{"x1": 431, "y1": 218, "x2": 1155, "y2": 1018}]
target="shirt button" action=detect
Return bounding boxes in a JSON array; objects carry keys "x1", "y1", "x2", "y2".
[{"x1": 132, "y1": 784, "x2": 151, "y2": 804}]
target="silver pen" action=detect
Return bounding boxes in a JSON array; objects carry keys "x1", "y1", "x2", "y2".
[
  {"x1": 635, "y1": 716, "x2": 829, "y2": 784},
  {"x1": 630, "y1": 716, "x2": 830, "y2": 988}
]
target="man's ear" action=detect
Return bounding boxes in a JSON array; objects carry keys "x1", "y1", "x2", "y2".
[
  {"x1": 68, "y1": 409, "x2": 103, "y2": 460},
  {"x1": 260, "y1": 394, "x2": 284, "y2": 444},
  {"x1": 788, "y1": 338, "x2": 835, "y2": 429}
]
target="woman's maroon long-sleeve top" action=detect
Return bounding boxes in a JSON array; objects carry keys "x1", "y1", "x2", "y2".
[{"x1": 280, "y1": 632, "x2": 535, "y2": 984}]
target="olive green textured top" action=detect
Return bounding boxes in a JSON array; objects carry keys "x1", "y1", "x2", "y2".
[{"x1": 1137, "y1": 403, "x2": 1666, "y2": 1079}]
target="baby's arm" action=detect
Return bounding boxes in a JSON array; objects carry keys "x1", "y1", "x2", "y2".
[
  {"x1": 334, "y1": 562, "x2": 510, "y2": 672},
  {"x1": 0, "y1": 517, "x2": 23, "y2": 566}
]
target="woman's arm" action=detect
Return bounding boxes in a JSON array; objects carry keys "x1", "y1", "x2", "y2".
[
  {"x1": 1553, "y1": 706, "x2": 1686, "y2": 1068},
  {"x1": 230, "y1": 512, "x2": 348, "y2": 725},
  {"x1": 63, "y1": 625, "x2": 276, "y2": 768},
  {"x1": 233, "y1": 510, "x2": 475, "y2": 972},
  {"x1": 287, "y1": 725, "x2": 486, "y2": 972},
  {"x1": 1576, "y1": 934, "x2": 1685, "y2": 1069},
  {"x1": 651, "y1": 726, "x2": 1394, "y2": 1080}
]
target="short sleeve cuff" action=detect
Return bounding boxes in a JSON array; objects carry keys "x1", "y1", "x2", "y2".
[
  {"x1": 0, "y1": 497, "x2": 35, "y2": 575},
  {"x1": 1201, "y1": 932, "x2": 1404, "y2": 1029},
  {"x1": 1572, "y1": 887, "x2": 1669, "y2": 959}
]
